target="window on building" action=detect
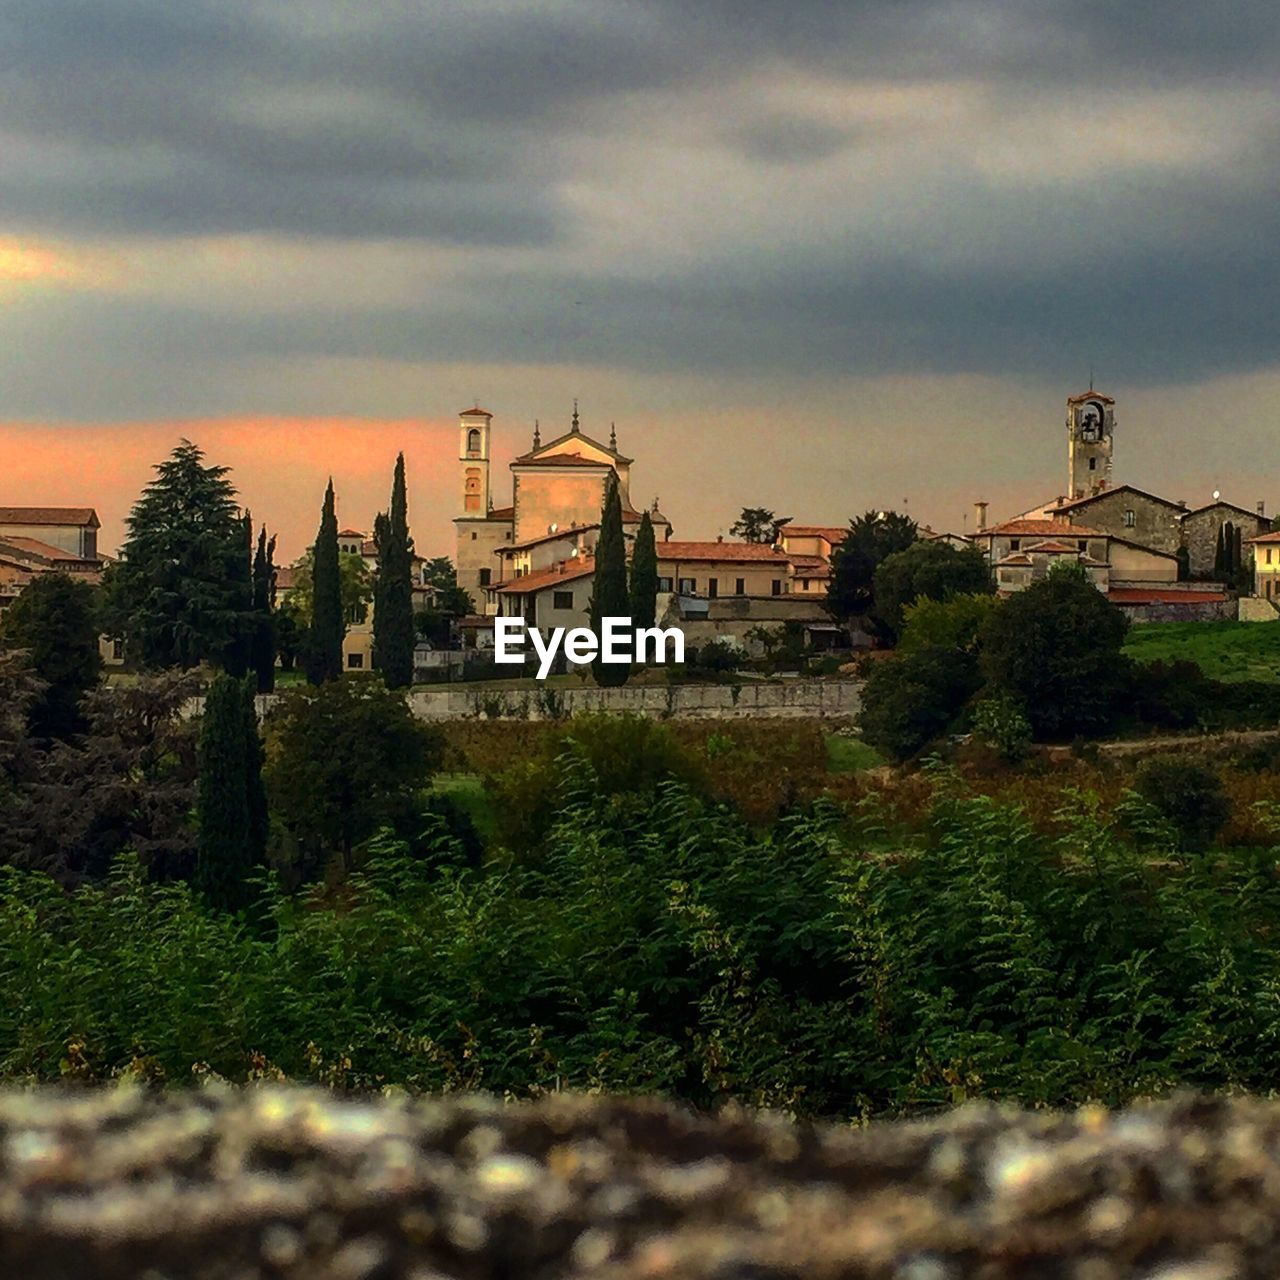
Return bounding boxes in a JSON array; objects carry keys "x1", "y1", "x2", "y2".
[
  {"x1": 1009, "y1": 539, "x2": 1021, "y2": 551},
  {"x1": 771, "y1": 579, "x2": 782, "y2": 596},
  {"x1": 471, "y1": 531, "x2": 477, "y2": 541},
  {"x1": 657, "y1": 576, "x2": 673, "y2": 592},
  {"x1": 347, "y1": 653, "x2": 364, "y2": 669},
  {"x1": 1078, "y1": 540, "x2": 1088, "y2": 552},
  {"x1": 1124, "y1": 509, "x2": 1136, "y2": 528},
  {"x1": 678, "y1": 577, "x2": 696, "y2": 594},
  {"x1": 1268, "y1": 549, "x2": 1274, "y2": 565},
  {"x1": 467, "y1": 428, "x2": 482, "y2": 455},
  {"x1": 112, "y1": 639, "x2": 124, "y2": 660},
  {"x1": 478, "y1": 568, "x2": 491, "y2": 586},
  {"x1": 735, "y1": 577, "x2": 745, "y2": 595},
  {"x1": 1089, "y1": 457, "x2": 1097, "y2": 471},
  {"x1": 708, "y1": 577, "x2": 718, "y2": 598},
  {"x1": 552, "y1": 590, "x2": 574, "y2": 610}
]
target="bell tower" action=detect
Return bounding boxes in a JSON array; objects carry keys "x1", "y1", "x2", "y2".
[
  {"x1": 1066, "y1": 389, "x2": 1115, "y2": 500},
  {"x1": 459, "y1": 407, "x2": 492, "y2": 515}
]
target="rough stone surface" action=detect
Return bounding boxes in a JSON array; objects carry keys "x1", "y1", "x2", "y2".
[{"x1": 3, "y1": 1089, "x2": 1280, "y2": 1278}]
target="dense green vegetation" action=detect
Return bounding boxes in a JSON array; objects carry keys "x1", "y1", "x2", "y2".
[
  {"x1": 1124, "y1": 621, "x2": 1280, "y2": 684},
  {"x1": 3, "y1": 741, "x2": 1280, "y2": 1115}
]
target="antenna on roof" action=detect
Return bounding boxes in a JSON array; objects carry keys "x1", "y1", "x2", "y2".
[
  {"x1": 532, "y1": 419, "x2": 541, "y2": 449},
  {"x1": 1088, "y1": 361, "x2": 1094, "y2": 392},
  {"x1": 571, "y1": 398, "x2": 580, "y2": 433}
]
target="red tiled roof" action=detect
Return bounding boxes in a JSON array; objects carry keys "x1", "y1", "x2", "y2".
[
  {"x1": 0, "y1": 506, "x2": 99, "y2": 527},
  {"x1": 0, "y1": 536, "x2": 92, "y2": 562},
  {"x1": 1066, "y1": 390, "x2": 1116, "y2": 404},
  {"x1": 1247, "y1": 530, "x2": 1280, "y2": 544},
  {"x1": 1109, "y1": 588, "x2": 1227, "y2": 604},
  {"x1": 275, "y1": 566, "x2": 299, "y2": 590},
  {"x1": 984, "y1": 519, "x2": 1105, "y2": 537},
  {"x1": 489, "y1": 506, "x2": 514, "y2": 521},
  {"x1": 1023, "y1": 539, "x2": 1087, "y2": 554},
  {"x1": 780, "y1": 525, "x2": 847, "y2": 542},
  {"x1": 338, "y1": 528, "x2": 364, "y2": 539},
  {"x1": 495, "y1": 558, "x2": 595, "y2": 594},
  {"x1": 996, "y1": 554, "x2": 1033, "y2": 567},
  {"x1": 459, "y1": 406, "x2": 493, "y2": 418},
  {"x1": 657, "y1": 541, "x2": 791, "y2": 564}
]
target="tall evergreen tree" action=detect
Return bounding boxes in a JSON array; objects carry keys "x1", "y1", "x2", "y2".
[
  {"x1": 110, "y1": 440, "x2": 253, "y2": 669},
  {"x1": 306, "y1": 479, "x2": 344, "y2": 685},
  {"x1": 222, "y1": 512, "x2": 254, "y2": 677},
  {"x1": 590, "y1": 472, "x2": 630, "y2": 687},
  {"x1": 242, "y1": 678, "x2": 269, "y2": 872},
  {"x1": 629, "y1": 509, "x2": 659, "y2": 631},
  {"x1": 196, "y1": 674, "x2": 255, "y2": 912},
  {"x1": 251, "y1": 526, "x2": 277, "y2": 694},
  {"x1": 1213, "y1": 524, "x2": 1228, "y2": 579},
  {"x1": 373, "y1": 454, "x2": 416, "y2": 689}
]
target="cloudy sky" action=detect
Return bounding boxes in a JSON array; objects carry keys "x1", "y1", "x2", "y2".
[{"x1": 2, "y1": 0, "x2": 1278, "y2": 557}]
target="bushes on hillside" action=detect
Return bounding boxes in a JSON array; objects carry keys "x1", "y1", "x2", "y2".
[
  {"x1": 1133, "y1": 759, "x2": 1230, "y2": 851},
  {"x1": 858, "y1": 647, "x2": 982, "y2": 762}
]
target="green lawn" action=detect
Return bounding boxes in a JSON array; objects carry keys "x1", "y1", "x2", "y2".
[
  {"x1": 431, "y1": 772, "x2": 500, "y2": 847},
  {"x1": 1123, "y1": 620, "x2": 1280, "y2": 683},
  {"x1": 824, "y1": 733, "x2": 884, "y2": 774}
]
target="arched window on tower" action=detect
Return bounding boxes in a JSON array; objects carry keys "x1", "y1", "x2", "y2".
[{"x1": 467, "y1": 428, "x2": 482, "y2": 456}]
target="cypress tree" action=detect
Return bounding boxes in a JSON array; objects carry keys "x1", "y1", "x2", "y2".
[
  {"x1": 242, "y1": 677, "x2": 269, "y2": 872},
  {"x1": 307, "y1": 479, "x2": 344, "y2": 685},
  {"x1": 629, "y1": 509, "x2": 659, "y2": 631},
  {"x1": 251, "y1": 526, "x2": 277, "y2": 694},
  {"x1": 372, "y1": 454, "x2": 415, "y2": 688},
  {"x1": 1213, "y1": 524, "x2": 1227, "y2": 579},
  {"x1": 196, "y1": 674, "x2": 253, "y2": 912},
  {"x1": 223, "y1": 512, "x2": 254, "y2": 677},
  {"x1": 590, "y1": 472, "x2": 630, "y2": 687}
]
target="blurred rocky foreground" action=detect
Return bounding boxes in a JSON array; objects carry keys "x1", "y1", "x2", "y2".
[{"x1": 1, "y1": 1090, "x2": 1278, "y2": 1279}]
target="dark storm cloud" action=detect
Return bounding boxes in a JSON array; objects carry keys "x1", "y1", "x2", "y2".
[{"x1": 2, "y1": 0, "x2": 1279, "y2": 393}]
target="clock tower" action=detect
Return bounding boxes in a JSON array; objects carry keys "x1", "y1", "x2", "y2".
[
  {"x1": 459, "y1": 406, "x2": 492, "y2": 515},
  {"x1": 1066, "y1": 389, "x2": 1115, "y2": 500}
]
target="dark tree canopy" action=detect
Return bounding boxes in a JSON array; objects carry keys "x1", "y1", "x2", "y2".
[
  {"x1": 590, "y1": 472, "x2": 630, "y2": 687},
  {"x1": 306, "y1": 479, "x2": 344, "y2": 685},
  {"x1": 415, "y1": 557, "x2": 473, "y2": 647},
  {"x1": 873, "y1": 539, "x2": 994, "y2": 638},
  {"x1": 251, "y1": 526, "x2": 277, "y2": 694},
  {"x1": 264, "y1": 679, "x2": 442, "y2": 874},
  {"x1": 730, "y1": 507, "x2": 790, "y2": 544},
  {"x1": 629, "y1": 509, "x2": 659, "y2": 632},
  {"x1": 826, "y1": 510, "x2": 918, "y2": 631},
  {"x1": 373, "y1": 453, "x2": 415, "y2": 690},
  {"x1": 858, "y1": 645, "x2": 982, "y2": 763},
  {"x1": 109, "y1": 440, "x2": 253, "y2": 670},
  {"x1": 980, "y1": 563, "x2": 1130, "y2": 740},
  {"x1": 0, "y1": 571, "x2": 102, "y2": 740}
]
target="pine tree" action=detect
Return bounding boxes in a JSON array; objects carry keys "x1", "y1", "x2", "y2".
[
  {"x1": 223, "y1": 512, "x2": 254, "y2": 677},
  {"x1": 629, "y1": 509, "x2": 659, "y2": 631},
  {"x1": 306, "y1": 479, "x2": 344, "y2": 685},
  {"x1": 111, "y1": 440, "x2": 253, "y2": 669},
  {"x1": 590, "y1": 472, "x2": 630, "y2": 687},
  {"x1": 251, "y1": 526, "x2": 277, "y2": 694},
  {"x1": 196, "y1": 674, "x2": 254, "y2": 912},
  {"x1": 372, "y1": 454, "x2": 416, "y2": 688}
]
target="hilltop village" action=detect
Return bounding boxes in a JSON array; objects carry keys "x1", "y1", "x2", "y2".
[{"x1": 2, "y1": 388, "x2": 1278, "y2": 672}]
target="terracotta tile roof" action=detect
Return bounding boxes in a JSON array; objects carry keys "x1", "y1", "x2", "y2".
[
  {"x1": 984, "y1": 518, "x2": 1105, "y2": 537},
  {"x1": 0, "y1": 536, "x2": 98, "y2": 564},
  {"x1": 1066, "y1": 389, "x2": 1116, "y2": 404},
  {"x1": 274, "y1": 566, "x2": 299, "y2": 590},
  {"x1": 1023, "y1": 539, "x2": 1088, "y2": 554},
  {"x1": 780, "y1": 525, "x2": 848, "y2": 542},
  {"x1": 996, "y1": 554, "x2": 1033, "y2": 566},
  {"x1": 489, "y1": 506, "x2": 514, "y2": 521},
  {"x1": 657, "y1": 541, "x2": 791, "y2": 564},
  {"x1": 337, "y1": 528, "x2": 364, "y2": 539},
  {"x1": 1247, "y1": 530, "x2": 1280, "y2": 544},
  {"x1": 459, "y1": 406, "x2": 493, "y2": 418},
  {"x1": 495, "y1": 558, "x2": 595, "y2": 594},
  {"x1": 1109, "y1": 588, "x2": 1227, "y2": 604},
  {"x1": 0, "y1": 506, "x2": 99, "y2": 527},
  {"x1": 506, "y1": 523, "x2": 598, "y2": 552}
]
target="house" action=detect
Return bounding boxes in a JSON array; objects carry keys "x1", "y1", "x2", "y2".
[
  {"x1": 0, "y1": 507, "x2": 101, "y2": 561},
  {"x1": 1245, "y1": 530, "x2": 1280, "y2": 618},
  {"x1": 776, "y1": 525, "x2": 846, "y2": 597}
]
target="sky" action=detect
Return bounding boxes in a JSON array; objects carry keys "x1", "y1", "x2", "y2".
[{"x1": 2, "y1": 0, "x2": 1279, "y2": 559}]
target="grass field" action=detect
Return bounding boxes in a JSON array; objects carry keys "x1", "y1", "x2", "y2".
[{"x1": 1124, "y1": 620, "x2": 1280, "y2": 683}]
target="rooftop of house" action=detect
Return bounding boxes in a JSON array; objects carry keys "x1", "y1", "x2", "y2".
[
  {"x1": 0, "y1": 506, "x2": 100, "y2": 528},
  {"x1": 494, "y1": 558, "x2": 595, "y2": 594},
  {"x1": 0, "y1": 536, "x2": 93, "y2": 563},
  {"x1": 1247, "y1": 530, "x2": 1280, "y2": 545},
  {"x1": 982, "y1": 518, "x2": 1106, "y2": 538},
  {"x1": 657, "y1": 541, "x2": 791, "y2": 564},
  {"x1": 1108, "y1": 588, "x2": 1228, "y2": 604},
  {"x1": 779, "y1": 525, "x2": 847, "y2": 543},
  {"x1": 510, "y1": 452, "x2": 613, "y2": 469}
]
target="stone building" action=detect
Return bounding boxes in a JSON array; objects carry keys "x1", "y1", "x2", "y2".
[
  {"x1": 1066, "y1": 389, "x2": 1116, "y2": 500},
  {"x1": 1179, "y1": 501, "x2": 1270, "y2": 578}
]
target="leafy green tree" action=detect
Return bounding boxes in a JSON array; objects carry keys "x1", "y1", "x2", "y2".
[
  {"x1": 250, "y1": 526, "x2": 277, "y2": 694},
  {"x1": 306, "y1": 480, "x2": 344, "y2": 685},
  {"x1": 372, "y1": 453, "x2": 415, "y2": 689},
  {"x1": 109, "y1": 440, "x2": 253, "y2": 670},
  {"x1": 1133, "y1": 759, "x2": 1230, "y2": 852},
  {"x1": 899, "y1": 593, "x2": 1001, "y2": 655},
  {"x1": 858, "y1": 646, "x2": 981, "y2": 762},
  {"x1": 264, "y1": 679, "x2": 443, "y2": 874},
  {"x1": 283, "y1": 549, "x2": 372, "y2": 628},
  {"x1": 730, "y1": 507, "x2": 789, "y2": 544},
  {"x1": 0, "y1": 571, "x2": 102, "y2": 739},
  {"x1": 970, "y1": 692, "x2": 1033, "y2": 763},
  {"x1": 415, "y1": 557, "x2": 474, "y2": 646},
  {"x1": 826, "y1": 510, "x2": 918, "y2": 636},
  {"x1": 196, "y1": 674, "x2": 262, "y2": 912},
  {"x1": 590, "y1": 472, "x2": 630, "y2": 687},
  {"x1": 873, "y1": 539, "x2": 993, "y2": 637},
  {"x1": 980, "y1": 562, "x2": 1130, "y2": 740},
  {"x1": 629, "y1": 509, "x2": 659, "y2": 630},
  {"x1": 274, "y1": 606, "x2": 303, "y2": 672}
]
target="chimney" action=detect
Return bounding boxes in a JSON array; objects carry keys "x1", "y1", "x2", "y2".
[
  {"x1": 717, "y1": 534, "x2": 723, "y2": 543},
  {"x1": 974, "y1": 500, "x2": 989, "y2": 532},
  {"x1": 1258, "y1": 501, "x2": 1267, "y2": 517}
]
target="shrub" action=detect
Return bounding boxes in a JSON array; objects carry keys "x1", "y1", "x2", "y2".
[
  {"x1": 858, "y1": 647, "x2": 982, "y2": 763},
  {"x1": 692, "y1": 638, "x2": 743, "y2": 674},
  {"x1": 899, "y1": 593, "x2": 1001, "y2": 656},
  {"x1": 970, "y1": 692, "x2": 1033, "y2": 763},
  {"x1": 873, "y1": 540, "x2": 994, "y2": 637},
  {"x1": 1133, "y1": 758, "x2": 1230, "y2": 851}
]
